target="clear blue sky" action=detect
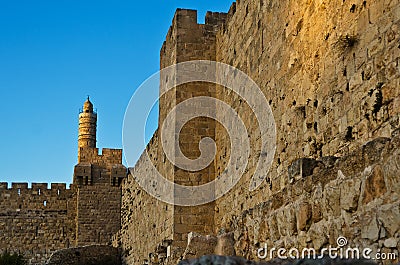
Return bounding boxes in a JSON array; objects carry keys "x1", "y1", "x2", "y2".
[{"x1": 0, "y1": 0, "x2": 234, "y2": 186}]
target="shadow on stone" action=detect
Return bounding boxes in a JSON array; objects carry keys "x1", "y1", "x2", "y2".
[{"x1": 46, "y1": 245, "x2": 120, "y2": 265}]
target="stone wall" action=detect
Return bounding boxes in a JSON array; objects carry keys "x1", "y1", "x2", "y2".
[
  {"x1": 1, "y1": 1, "x2": 398, "y2": 263},
  {"x1": 76, "y1": 184, "x2": 122, "y2": 246},
  {"x1": 118, "y1": 0, "x2": 400, "y2": 263},
  {"x1": 115, "y1": 131, "x2": 174, "y2": 265},
  {"x1": 0, "y1": 183, "x2": 76, "y2": 265},
  {"x1": 213, "y1": 0, "x2": 400, "y2": 259},
  {"x1": 117, "y1": 10, "x2": 228, "y2": 264},
  {"x1": 0, "y1": 147, "x2": 125, "y2": 264},
  {"x1": 74, "y1": 147, "x2": 125, "y2": 246},
  {"x1": 214, "y1": 0, "x2": 400, "y2": 230},
  {"x1": 174, "y1": 133, "x2": 400, "y2": 263},
  {"x1": 225, "y1": 131, "x2": 400, "y2": 261}
]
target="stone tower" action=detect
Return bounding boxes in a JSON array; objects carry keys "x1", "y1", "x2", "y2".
[
  {"x1": 73, "y1": 98, "x2": 126, "y2": 246},
  {"x1": 78, "y1": 97, "x2": 97, "y2": 161}
]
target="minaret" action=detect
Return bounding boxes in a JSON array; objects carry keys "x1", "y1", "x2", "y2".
[{"x1": 78, "y1": 97, "x2": 97, "y2": 161}]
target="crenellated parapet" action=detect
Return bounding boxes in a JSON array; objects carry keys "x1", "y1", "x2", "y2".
[
  {"x1": 78, "y1": 147, "x2": 122, "y2": 165},
  {"x1": 74, "y1": 148, "x2": 125, "y2": 186},
  {"x1": 0, "y1": 182, "x2": 74, "y2": 212}
]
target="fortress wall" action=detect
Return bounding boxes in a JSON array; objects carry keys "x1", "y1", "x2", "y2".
[
  {"x1": 76, "y1": 184, "x2": 122, "y2": 246},
  {"x1": 118, "y1": 10, "x2": 229, "y2": 264},
  {"x1": 74, "y1": 148, "x2": 124, "y2": 185},
  {"x1": 0, "y1": 179, "x2": 123, "y2": 263},
  {"x1": 170, "y1": 9, "x2": 226, "y2": 251},
  {"x1": 115, "y1": 10, "x2": 183, "y2": 262},
  {"x1": 226, "y1": 133, "x2": 400, "y2": 260},
  {"x1": 0, "y1": 183, "x2": 71, "y2": 211},
  {"x1": 214, "y1": 0, "x2": 400, "y2": 231},
  {"x1": 0, "y1": 183, "x2": 76, "y2": 264},
  {"x1": 78, "y1": 147, "x2": 123, "y2": 166},
  {"x1": 117, "y1": 131, "x2": 174, "y2": 265},
  {"x1": 119, "y1": 1, "x2": 400, "y2": 262}
]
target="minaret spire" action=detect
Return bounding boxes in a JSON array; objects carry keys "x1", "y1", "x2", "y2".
[{"x1": 78, "y1": 97, "x2": 97, "y2": 162}]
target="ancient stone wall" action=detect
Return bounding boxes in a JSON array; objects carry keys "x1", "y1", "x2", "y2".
[
  {"x1": 119, "y1": 0, "x2": 400, "y2": 263},
  {"x1": 0, "y1": 126, "x2": 125, "y2": 265},
  {"x1": 75, "y1": 184, "x2": 122, "y2": 246},
  {"x1": 0, "y1": 183, "x2": 76, "y2": 265},
  {"x1": 116, "y1": 131, "x2": 174, "y2": 265},
  {"x1": 118, "y1": 9, "x2": 228, "y2": 264},
  {"x1": 214, "y1": 0, "x2": 400, "y2": 232},
  {"x1": 225, "y1": 131, "x2": 400, "y2": 261},
  {"x1": 73, "y1": 147, "x2": 125, "y2": 246}
]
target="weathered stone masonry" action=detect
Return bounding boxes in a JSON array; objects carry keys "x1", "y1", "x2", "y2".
[
  {"x1": 117, "y1": 0, "x2": 400, "y2": 264},
  {"x1": 0, "y1": 182, "x2": 76, "y2": 264}
]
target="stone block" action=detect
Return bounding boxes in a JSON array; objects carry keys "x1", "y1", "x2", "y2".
[
  {"x1": 340, "y1": 178, "x2": 361, "y2": 212},
  {"x1": 383, "y1": 237, "x2": 398, "y2": 248},
  {"x1": 296, "y1": 202, "x2": 311, "y2": 231},
  {"x1": 361, "y1": 165, "x2": 387, "y2": 204},
  {"x1": 215, "y1": 232, "x2": 235, "y2": 256},
  {"x1": 360, "y1": 213, "x2": 380, "y2": 241},
  {"x1": 362, "y1": 137, "x2": 391, "y2": 164},
  {"x1": 288, "y1": 158, "x2": 320, "y2": 182},
  {"x1": 323, "y1": 184, "x2": 341, "y2": 217},
  {"x1": 378, "y1": 204, "x2": 400, "y2": 237}
]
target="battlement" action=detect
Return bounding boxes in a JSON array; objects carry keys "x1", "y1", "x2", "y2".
[
  {"x1": 170, "y1": 8, "x2": 228, "y2": 36},
  {"x1": 0, "y1": 182, "x2": 70, "y2": 191},
  {"x1": 205, "y1": 11, "x2": 228, "y2": 26},
  {"x1": 173, "y1": 9, "x2": 198, "y2": 27},
  {"x1": 78, "y1": 147, "x2": 122, "y2": 164},
  {"x1": 0, "y1": 181, "x2": 74, "y2": 215},
  {"x1": 172, "y1": 8, "x2": 228, "y2": 28},
  {"x1": 0, "y1": 182, "x2": 72, "y2": 197},
  {"x1": 0, "y1": 181, "x2": 75, "y2": 264},
  {"x1": 162, "y1": 8, "x2": 228, "y2": 55}
]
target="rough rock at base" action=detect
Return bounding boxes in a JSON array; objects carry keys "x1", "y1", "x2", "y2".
[{"x1": 46, "y1": 245, "x2": 120, "y2": 265}]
